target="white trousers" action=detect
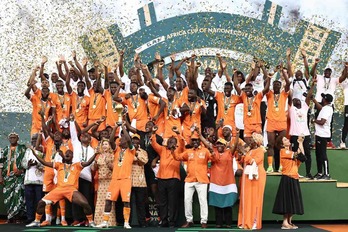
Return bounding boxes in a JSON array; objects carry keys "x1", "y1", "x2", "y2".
[{"x1": 184, "y1": 182, "x2": 208, "y2": 224}]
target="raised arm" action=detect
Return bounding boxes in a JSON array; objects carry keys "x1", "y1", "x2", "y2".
[
  {"x1": 282, "y1": 67, "x2": 291, "y2": 92},
  {"x1": 304, "y1": 77, "x2": 315, "y2": 106},
  {"x1": 174, "y1": 57, "x2": 188, "y2": 78},
  {"x1": 103, "y1": 61, "x2": 110, "y2": 90},
  {"x1": 73, "y1": 51, "x2": 85, "y2": 78},
  {"x1": 29, "y1": 147, "x2": 53, "y2": 168},
  {"x1": 262, "y1": 72, "x2": 271, "y2": 96},
  {"x1": 310, "y1": 58, "x2": 320, "y2": 77},
  {"x1": 216, "y1": 53, "x2": 224, "y2": 78},
  {"x1": 40, "y1": 56, "x2": 48, "y2": 82},
  {"x1": 118, "y1": 49, "x2": 125, "y2": 77},
  {"x1": 81, "y1": 152, "x2": 97, "y2": 167},
  {"x1": 301, "y1": 49, "x2": 310, "y2": 80},
  {"x1": 339, "y1": 62, "x2": 348, "y2": 83},
  {"x1": 157, "y1": 62, "x2": 169, "y2": 91},
  {"x1": 109, "y1": 124, "x2": 120, "y2": 150}
]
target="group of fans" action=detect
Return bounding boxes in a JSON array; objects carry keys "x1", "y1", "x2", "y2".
[{"x1": 1, "y1": 48, "x2": 348, "y2": 230}]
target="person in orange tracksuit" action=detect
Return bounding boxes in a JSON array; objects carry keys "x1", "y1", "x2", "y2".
[
  {"x1": 233, "y1": 66, "x2": 271, "y2": 146},
  {"x1": 265, "y1": 68, "x2": 290, "y2": 173},
  {"x1": 26, "y1": 149, "x2": 97, "y2": 228},
  {"x1": 172, "y1": 132, "x2": 212, "y2": 229},
  {"x1": 150, "y1": 126, "x2": 185, "y2": 227},
  {"x1": 96, "y1": 124, "x2": 135, "y2": 229},
  {"x1": 273, "y1": 136, "x2": 305, "y2": 229},
  {"x1": 238, "y1": 133, "x2": 266, "y2": 230}
]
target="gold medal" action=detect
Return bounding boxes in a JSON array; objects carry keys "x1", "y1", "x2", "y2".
[
  {"x1": 275, "y1": 108, "x2": 279, "y2": 112},
  {"x1": 76, "y1": 109, "x2": 79, "y2": 113},
  {"x1": 92, "y1": 105, "x2": 96, "y2": 109},
  {"x1": 118, "y1": 162, "x2": 123, "y2": 167},
  {"x1": 134, "y1": 108, "x2": 137, "y2": 112},
  {"x1": 166, "y1": 116, "x2": 169, "y2": 119},
  {"x1": 224, "y1": 111, "x2": 227, "y2": 115},
  {"x1": 247, "y1": 112, "x2": 252, "y2": 116}
]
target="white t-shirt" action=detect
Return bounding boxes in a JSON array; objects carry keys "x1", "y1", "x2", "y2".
[
  {"x1": 314, "y1": 75, "x2": 338, "y2": 102},
  {"x1": 289, "y1": 103, "x2": 310, "y2": 136},
  {"x1": 249, "y1": 73, "x2": 270, "y2": 102},
  {"x1": 340, "y1": 78, "x2": 348, "y2": 105},
  {"x1": 211, "y1": 74, "x2": 227, "y2": 93},
  {"x1": 315, "y1": 104, "x2": 333, "y2": 138},
  {"x1": 234, "y1": 103, "x2": 244, "y2": 130},
  {"x1": 290, "y1": 77, "x2": 309, "y2": 101}
]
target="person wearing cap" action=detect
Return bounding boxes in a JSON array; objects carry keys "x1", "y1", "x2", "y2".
[
  {"x1": 150, "y1": 126, "x2": 184, "y2": 228},
  {"x1": 208, "y1": 133, "x2": 241, "y2": 228},
  {"x1": 233, "y1": 62, "x2": 271, "y2": 146},
  {"x1": 238, "y1": 133, "x2": 266, "y2": 230},
  {"x1": 338, "y1": 62, "x2": 348, "y2": 149},
  {"x1": 172, "y1": 131, "x2": 213, "y2": 229},
  {"x1": 311, "y1": 58, "x2": 339, "y2": 148},
  {"x1": 265, "y1": 66, "x2": 291, "y2": 173},
  {"x1": 312, "y1": 93, "x2": 334, "y2": 180},
  {"x1": 130, "y1": 133, "x2": 149, "y2": 227},
  {"x1": 26, "y1": 148, "x2": 97, "y2": 228},
  {"x1": 0, "y1": 132, "x2": 26, "y2": 223}
]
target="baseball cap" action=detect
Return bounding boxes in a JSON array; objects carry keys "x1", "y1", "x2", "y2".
[{"x1": 321, "y1": 93, "x2": 333, "y2": 103}]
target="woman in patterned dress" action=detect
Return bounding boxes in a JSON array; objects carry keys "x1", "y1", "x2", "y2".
[{"x1": 92, "y1": 139, "x2": 116, "y2": 225}]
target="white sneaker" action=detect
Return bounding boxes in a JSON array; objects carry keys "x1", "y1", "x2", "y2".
[
  {"x1": 96, "y1": 221, "x2": 109, "y2": 228},
  {"x1": 26, "y1": 221, "x2": 40, "y2": 227},
  {"x1": 124, "y1": 222, "x2": 132, "y2": 229},
  {"x1": 56, "y1": 217, "x2": 61, "y2": 225},
  {"x1": 340, "y1": 142, "x2": 346, "y2": 149},
  {"x1": 89, "y1": 221, "x2": 96, "y2": 227}
]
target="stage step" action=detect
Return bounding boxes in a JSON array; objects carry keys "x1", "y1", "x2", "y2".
[{"x1": 336, "y1": 182, "x2": 348, "y2": 188}]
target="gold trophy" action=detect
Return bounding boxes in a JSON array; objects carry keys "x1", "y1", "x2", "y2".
[{"x1": 115, "y1": 103, "x2": 124, "y2": 126}]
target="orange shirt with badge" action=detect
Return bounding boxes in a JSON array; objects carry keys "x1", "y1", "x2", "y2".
[
  {"x1": 88, "y1": 89, "x2": 106, "y2": 120},
  {"x1": 215, "y1": 92, "x2": 241, "y2": 127},
  {"x1": 266, "y1": 91, "x2": 289, "y2": 122},
  {"x1": 112, "y1": 146, "x2": 136, "y2": 180},
  {"x1": 280, "y1": 149, "x2": 301, "y2": 179},
  {"x1": 70, "y1": 92, "x2": 90, "y2": 128},
  {"x1": 241, "y1": 92, "x2": 263, "y2": 125},
  {"x1": 119, "y1": 93, "x2": 148, "y2": 131},
  {"x1": 173, "y1": 146, "x2": 212, "y2": 184},
  {"x1": 162, "y1": 98, "x2": 181, "y2": 138},
  {"x1": 54, "y1": 162, "x2": 83, "y2": 188}
]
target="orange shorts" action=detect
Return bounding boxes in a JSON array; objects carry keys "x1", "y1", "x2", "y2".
[
  {"x1": 43, "y1": 168, "x2": 56, "y2": 192},
  {"x1": 43, "y1": 186, "x2": 77, "y2": 204},
  {"x1": 244, "y1": 123, "x2": 262, "y2": 137},
  {"x1": 266, "y1": 120, "x2": 287, "y2": 132},
  {"x1": 106, "y1": 178, "x2": 131, "y2": 202}
]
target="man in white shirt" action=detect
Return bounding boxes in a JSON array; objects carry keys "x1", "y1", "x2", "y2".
[
  {"x1": 289, "y1": 80, "x2": 315, "y2": 179},
  {"x1": 312, "y1": 93, "x2": 334, "y2": 180},
  {"x1": 22, "y1": 134, "x2": 44, "y2": 223},
  {"x1": 338, "y1": 62, "x2": 348, "y2": 148},
  {"x1": 69, "y1": 118, "x2": 95, "y2": 226},
  {"x1": 311, "y1": 58, "x2": 339, "y2": 148}
]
